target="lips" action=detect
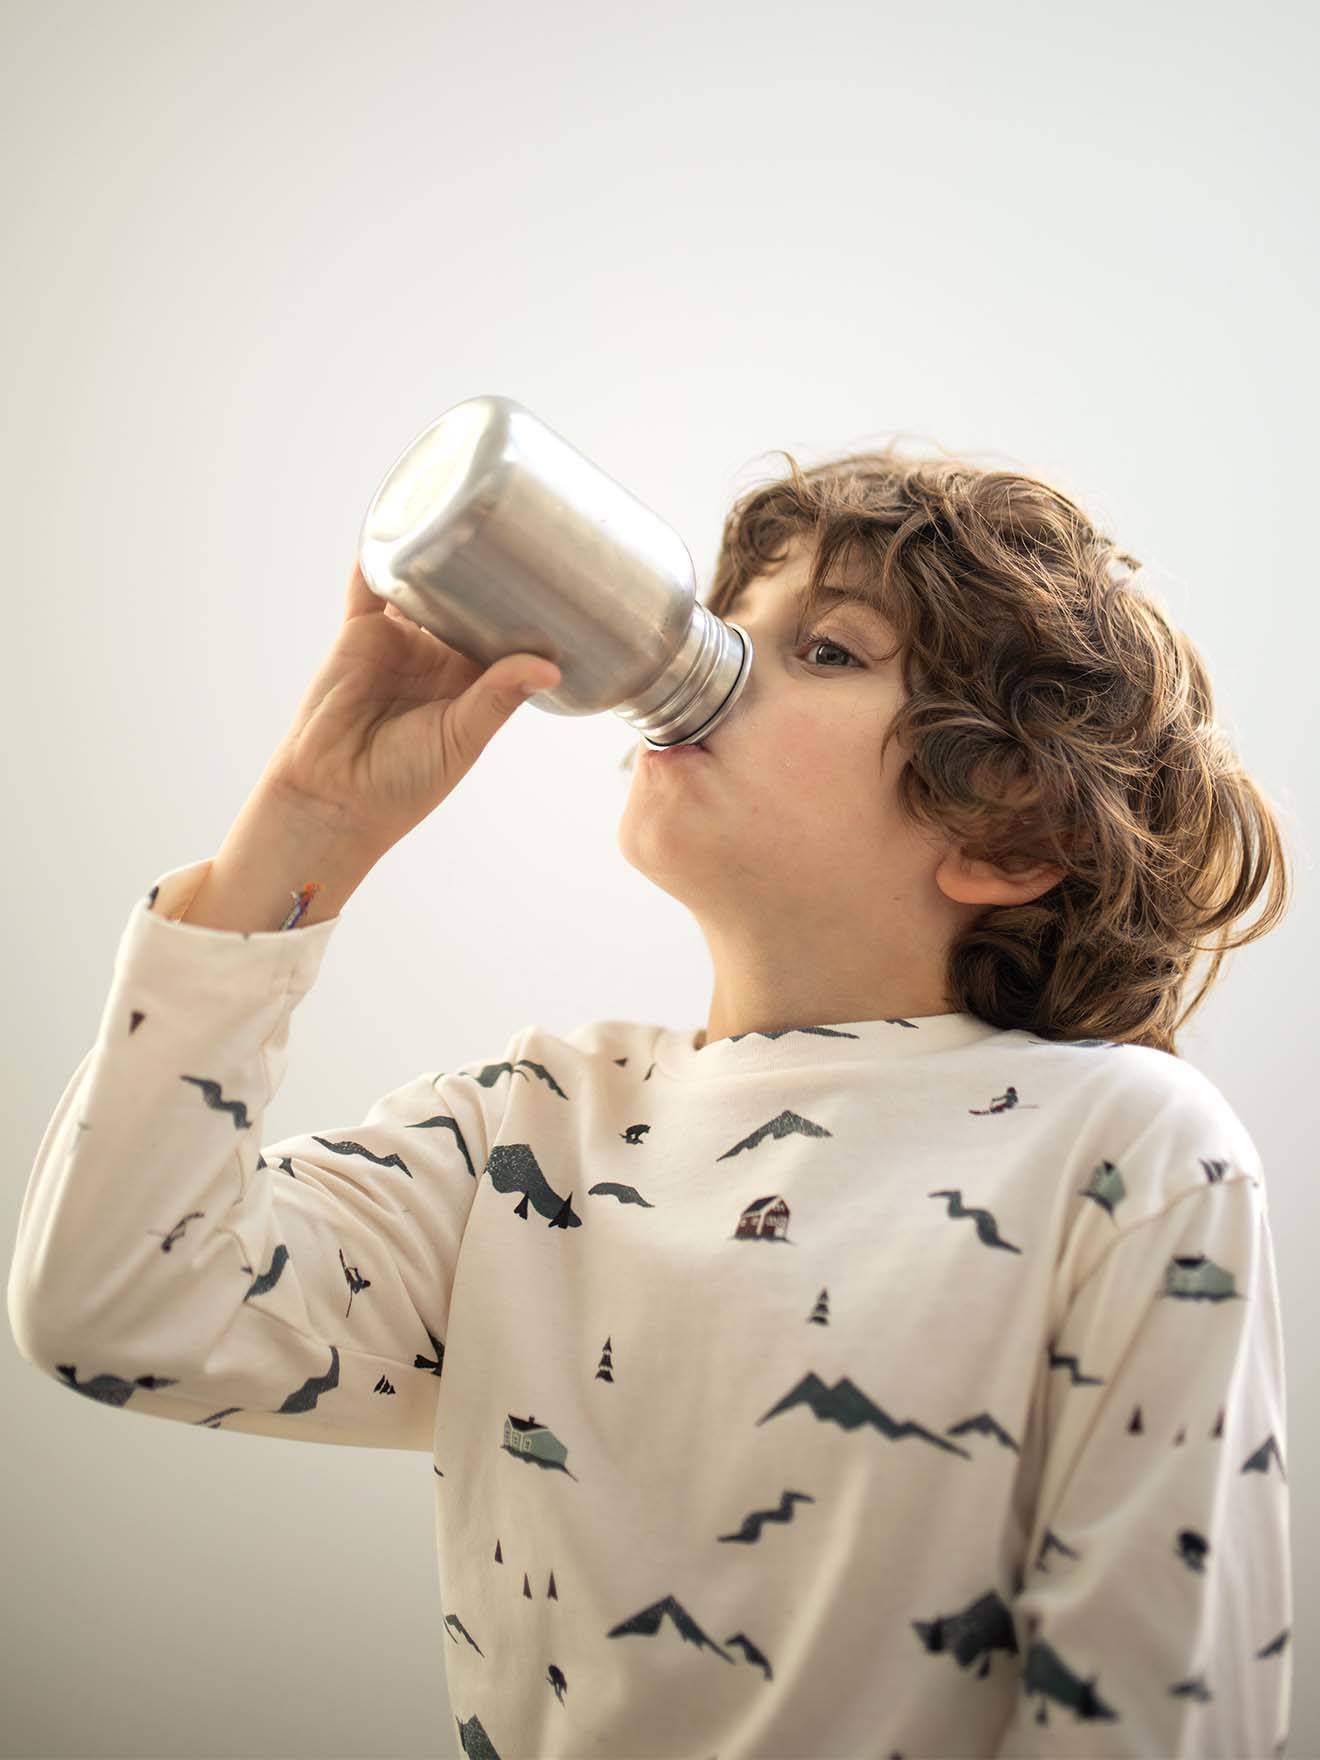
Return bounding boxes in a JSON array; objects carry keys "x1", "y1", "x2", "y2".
[{"x1": 641, "y1": 736, "x2": 712, "y2": 763}]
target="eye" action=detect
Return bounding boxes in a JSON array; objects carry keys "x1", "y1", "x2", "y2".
[{"x1": 798, "y1": 631, "x2": 863, "y2": 670}]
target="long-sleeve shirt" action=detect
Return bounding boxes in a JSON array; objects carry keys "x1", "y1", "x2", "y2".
[{"x1": 8, "y1": 858, "x2": 1293, "y2": 1760}]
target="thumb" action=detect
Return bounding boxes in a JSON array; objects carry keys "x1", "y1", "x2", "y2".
[
  {"x1": 423, "y1": 654, "x2": 561, "y2": 787},
  {"x1": 445, "y1": 654, "x2": 562, "y2": 771},
  {"x1": 478, "y1": 654, "x2": 562, "y2": 727}
]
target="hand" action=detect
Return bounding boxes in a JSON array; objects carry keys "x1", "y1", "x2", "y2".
[{"x1": 263, "y1": 562, "x2": 561, "y2": 849}]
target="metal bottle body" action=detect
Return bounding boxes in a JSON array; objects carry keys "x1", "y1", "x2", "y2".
[{"x1": 357, "y1": 395, "x2": 752, "y2": 748}]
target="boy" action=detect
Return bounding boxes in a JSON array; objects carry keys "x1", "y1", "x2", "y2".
[{"x1": 10, "y1": 444, "x2": 1293, "y2": 1758}]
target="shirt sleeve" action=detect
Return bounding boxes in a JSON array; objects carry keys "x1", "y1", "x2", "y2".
[
  {"x1": 995, "y1": 1148, "x2": 1292, "y2": 1758},
  {"x1": 7, "y1": 859, "x2": 516, "y2": 1453}
]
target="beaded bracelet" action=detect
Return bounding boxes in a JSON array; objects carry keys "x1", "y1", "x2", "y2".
[{"x1": 279, "y1": 882, "x2": 323, "y2": 931}]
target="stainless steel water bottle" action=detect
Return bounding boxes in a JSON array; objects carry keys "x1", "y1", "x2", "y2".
[{"x1": 357, "y1": 394, "x2": 753, "y2": 749}]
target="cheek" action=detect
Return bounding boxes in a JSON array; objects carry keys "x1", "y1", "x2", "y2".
[
  {"x1": 764, "y1": 707, "x2": 833, "y2": 768},
  {"x1": 770, "y1": 705, "x2": 871, "y2": 780},
  {"x1": 777, "y1": 723, "x2": 899, "y2": 827},
  {"x1": 752, "y1": 735, "x2": 824, "y2": 802}
]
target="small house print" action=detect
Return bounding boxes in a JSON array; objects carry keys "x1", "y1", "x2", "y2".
[
  {"x1": 1163, "y1": 1254, "x2": 1238, "y2": 1301},
  {"x1": 503, "y1": 1413, "x2": 568, "y2": 1467},
  {"x1": 736, "y1": 1195, "x2": 791, "y2": 1240}
]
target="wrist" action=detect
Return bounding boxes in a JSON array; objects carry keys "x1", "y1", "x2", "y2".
[{"x1": 177, "y1": 776, "x2": 387, "y2": 933}]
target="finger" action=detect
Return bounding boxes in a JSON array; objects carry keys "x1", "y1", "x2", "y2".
[
  {"x1": 447, "y1": 655, "x2": 562, "y2": 762},
  {"x1": 345, "y1": 561, "x2": 388, "y2": 621}
]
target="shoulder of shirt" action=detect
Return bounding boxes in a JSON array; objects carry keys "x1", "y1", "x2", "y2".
[
  {"x1": 1071, "y1": 1040, "x2": 1265, "y2": 1214},
  {"x1": 516, "y1": 1019, "x2": 665, "y2": 1063},
  {"x1": 430, "y1": 1020, "x2": 662, "y2": 1080}
]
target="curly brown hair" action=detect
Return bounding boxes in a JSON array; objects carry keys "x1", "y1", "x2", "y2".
[{"x1": 620, "y1": 439, "x2": 1296, "y2": 1056}]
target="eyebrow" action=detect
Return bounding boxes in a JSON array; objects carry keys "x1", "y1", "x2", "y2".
[{"x1": 728, "y1": 582, "x2": 882, "y2": 619}]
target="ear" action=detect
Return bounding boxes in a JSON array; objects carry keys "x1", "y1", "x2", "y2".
[{"x1": 934, "y1": 850, "x2": 1066, "y2": 906}]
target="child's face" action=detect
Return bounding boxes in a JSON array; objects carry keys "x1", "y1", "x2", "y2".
[{"x1": 617, "y1": 538, "x2": 1062, "y2": 1042}]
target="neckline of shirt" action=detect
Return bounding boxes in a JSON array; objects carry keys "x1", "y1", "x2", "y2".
[{"x1": 652, "y1": 1011, "x2": 1011, "y2": 1080}]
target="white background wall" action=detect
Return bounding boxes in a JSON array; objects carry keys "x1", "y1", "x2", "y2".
[{"x1": 3, "y1": 2, "x2": 1314, "y2": 1755}]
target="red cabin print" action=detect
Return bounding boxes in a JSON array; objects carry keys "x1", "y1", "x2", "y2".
[{"x1": 735, "y1": 1195, "x2": 791, "y2": 1240}]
